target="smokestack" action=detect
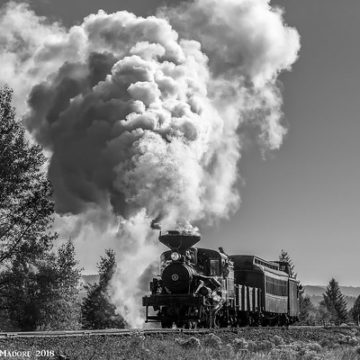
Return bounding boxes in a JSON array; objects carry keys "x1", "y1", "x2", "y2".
[
  {"x1": 150, "y1": 215, "x2": 162, "y2": 230},
  {"x1": 150, "y1": 220, "x2": 161, "y2": 230},
  {"x1": 159, "y1": 230, "x2": 201, "y2": 252}
]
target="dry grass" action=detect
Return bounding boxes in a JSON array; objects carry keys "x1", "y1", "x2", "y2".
[{"x1": 1, "y1": 327, "x2": 360, "y2": 359}]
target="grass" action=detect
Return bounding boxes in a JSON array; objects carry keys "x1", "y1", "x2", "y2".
[{"x1": 1, "y1": 327, "x2": 360, "y2": 359}]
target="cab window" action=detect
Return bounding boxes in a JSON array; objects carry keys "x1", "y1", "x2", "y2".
[
  {"x1": 209, "y1": 259, "x2": 220, "y2": 276},
  {"x1": 187, "y1": 248, "x2": 197, "y2": 266}
]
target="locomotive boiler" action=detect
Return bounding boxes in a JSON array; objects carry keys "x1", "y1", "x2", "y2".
[{"x1": 142, "y1": 231, "x2": 301, "y2": 328}]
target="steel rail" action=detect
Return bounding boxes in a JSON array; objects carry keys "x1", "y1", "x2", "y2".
[
  {"x1": 0, "y1": 326, "x2": 356, "y2": 339},
  {"x1": 0, "y1": 328, "x2": 234, "y2": 338}
]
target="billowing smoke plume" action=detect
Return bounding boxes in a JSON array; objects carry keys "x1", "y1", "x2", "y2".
[{"x1": 0, "y1": 0, "x2": 300, "y2": 327}]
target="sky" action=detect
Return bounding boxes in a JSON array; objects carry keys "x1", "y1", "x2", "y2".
[{"x1": 1, "y1": 0, "x2": 359, "y2": 286}]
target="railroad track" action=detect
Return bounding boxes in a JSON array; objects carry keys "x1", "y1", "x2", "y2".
[
  {"x1": 0, "y1": 328, "x2": 237, "y2": 338},
  {"x1": 0, "y1": 326, "x2": 357, "y2": 339}
]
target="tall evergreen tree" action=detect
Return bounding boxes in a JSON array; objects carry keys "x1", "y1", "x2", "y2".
[
  {"x1": 279, "y1": 249, "x2": 297, "y2": 278},
  {"x1": 81, "y1": 249, "x2": 125, "y2": 329},
  {"x1": 320, "y1": 278, "x2": 348, "y2": 324},
  {"x1": 278, "y1": 249, "x2": 311, "y2": 325}
]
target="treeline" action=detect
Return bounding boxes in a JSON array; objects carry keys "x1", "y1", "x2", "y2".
[
  {"x1": 280, "y1": 251, "x2": 360, "y2": 326},
  {"x1": 0, "y1": 87, "x2": 125, "y2": 331},
  {"x1": 299, "y1": 278, "x2": 360, "y2": 326}
]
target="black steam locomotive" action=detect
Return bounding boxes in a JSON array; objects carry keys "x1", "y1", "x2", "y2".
[{"x1": 142, "y1": 231, "x2": 301, "y2": 328}]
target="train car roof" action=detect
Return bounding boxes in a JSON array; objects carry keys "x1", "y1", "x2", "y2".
[
  {"x1": 230, "y1": 255, "x2": 278, "y2": 268},
  {"x1": 230, "y1": 255, "x2": 289, "y2": 277}
]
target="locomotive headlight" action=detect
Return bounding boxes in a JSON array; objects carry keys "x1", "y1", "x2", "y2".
[{"x1": 171, "y1": 252, "x2": 180, "y2": 261}]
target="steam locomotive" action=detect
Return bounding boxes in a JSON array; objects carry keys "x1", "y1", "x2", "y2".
[{"x1": 142, "y1": 231, "x2": 301, "y2": 328}]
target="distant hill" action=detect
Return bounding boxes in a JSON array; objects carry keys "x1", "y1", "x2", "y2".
[
  {"x1": 304, "y1": 285, "x2": 360, "y2": 298},
  {"x1": 304, "y1": 285, "x2": 360, "y2": 309}
]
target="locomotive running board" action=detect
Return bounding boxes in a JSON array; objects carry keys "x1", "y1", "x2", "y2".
[{"x1": 143, "y1": 295, "x2": 205, "y2": 323}]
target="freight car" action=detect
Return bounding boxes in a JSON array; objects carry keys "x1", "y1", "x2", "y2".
[{"x1": 142, "y1": 231, "x2": 300, "y2": 328}]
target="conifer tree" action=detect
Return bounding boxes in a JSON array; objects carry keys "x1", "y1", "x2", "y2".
[
  {"x1": 278, "y1": 249, "x2": 312, "y2": 325},
  {"x1": 350, "y1": 294, "x2": 360, "y2": 325},
  {"x1": 320, "y1": 278, "x2": 348, "y2": 324},
  {"x1": 81, "y1": 249, "x2": 125, "y2": 329},
  {"x1": 279, "y1": 249, "x2": 297, "y2": 278}
]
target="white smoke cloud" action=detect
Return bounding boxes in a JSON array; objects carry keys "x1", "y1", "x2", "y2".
[
  {"x1": 0, "y1": 2, "x2": 86, "y2": 114},
  {"x1": 0, "y1": 0, "x2": 300, "y2": 327},
  {"x1": 108, "y1": 210, "x2": 159, "y2": 328},
  {"x1": 161, "y1": 0, "x2": 300, "y2": 150}
]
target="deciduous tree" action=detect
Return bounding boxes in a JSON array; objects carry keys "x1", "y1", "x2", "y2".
[
  {"x1": 298, "y1": 295, "x2": 317, "y2": 325},
  {"x1": 0, "y1": 86, "x2": 56, "y2": 266},
  {"x1": 81, "y1": 249, "x2": 125, "y2": 329},
  {"x1": 37, "y1": 239, "x2": 82, "y2": 330},
  {"x1": 0, "y1": 87, "x2": 83, "y2": 331},
  {"x1": 317, "y1": 302, "x2": 332, "y2": 325},
  {"x1": 0, "y1": 240, "x2": 82, "y2": 330}
]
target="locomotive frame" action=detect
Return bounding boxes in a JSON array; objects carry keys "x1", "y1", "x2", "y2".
[{"x1": 143, "y1": 231, "x2": 300, "y2": 328}]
